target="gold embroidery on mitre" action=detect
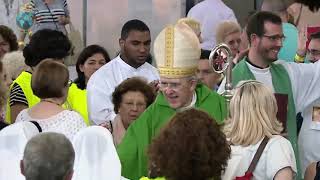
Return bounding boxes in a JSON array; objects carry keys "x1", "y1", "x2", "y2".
[
  {"x1": 165, "y1": 26, "x2": 174, "y2": 68},
  {"x1": 158, "y1": 67, "x2": 197, "y2": 78}
]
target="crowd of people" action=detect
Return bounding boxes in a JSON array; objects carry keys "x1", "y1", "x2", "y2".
[{"x1": 1, "y1": 0, "x2": 320, "y2": 180}]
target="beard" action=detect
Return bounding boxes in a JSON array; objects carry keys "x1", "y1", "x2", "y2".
[{"x1": 257, "y1": 42, "x2": 280, "y2": 63}]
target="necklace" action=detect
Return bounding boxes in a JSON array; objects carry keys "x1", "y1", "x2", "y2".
[{"x1": 41, "y1": 99, "x2": 62, "y2": 106}]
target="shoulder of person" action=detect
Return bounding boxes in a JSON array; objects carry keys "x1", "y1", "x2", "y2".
[{"x1": 266, "y1": 135, "x2": 292, "y2": 151}]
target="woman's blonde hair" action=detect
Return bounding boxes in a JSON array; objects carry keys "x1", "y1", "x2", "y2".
[
  {"x1": 224, "y1": 80, "x2": 283, "y2": 146},
  {"x1": 215, "y1": 21, "x2": 241, "y2": 44}
]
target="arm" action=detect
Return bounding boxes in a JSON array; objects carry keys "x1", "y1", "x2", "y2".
[
  {"x1": 284, "y1": 61, "x2": 320, "y2": 112},
  {"x1": 9, "y1": 83, "x2": 29, "y2": 123},
  {"x1": 274, "y1": 167, "x2": 294, "y2": 180},
  {"x1": 304, "y1": 162, "x2": 317, "y2": 180},
  {"x1": 58, "y1": 0, "x2": 70, "y2": 25},
  {"x1": 10, "y1": 103, "x2": 28, "y2": 123},
  {"x1": 294, "y1": 26, "x2": 307, "y2": 63},
  {"x1": 86, "y1": 74, "x2": 116, "y2": 125}
]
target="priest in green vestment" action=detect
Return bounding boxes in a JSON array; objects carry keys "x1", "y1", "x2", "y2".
[
  {"x1": 117, "y1": 23, "x2": 227, "y2": 180},
  {"x1": 217, "y1": 11, "x2": 320, "y2": 179}
]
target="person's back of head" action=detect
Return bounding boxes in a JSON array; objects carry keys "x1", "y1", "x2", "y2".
[
  {"x1": 225, "y1": 80, "x2": 283, "y2": 146},
  {"x1": 31, "y1": 59, "x2": 69, "y2": 99},
  {"x1": 147, "y1": 108, "x2": 230, "y2": 180},
  {"x1": 23, "y1": 29, "x2": 71, "y2": 67},
  {"x1": 120, "y1": 19, "x2": 150, "y2": 40},
  {"x1": 21, "y1": 132, "x2": 75, "y2": 180}
]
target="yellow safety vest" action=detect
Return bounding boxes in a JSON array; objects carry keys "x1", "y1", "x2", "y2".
[
  {"x1": 140, "y1": 177, "x2": 165, "y2": 180},
  {"x1": 67, "y1": 83, "x2": 90, "y2": 125},
  {"x1": 5, "y1": 71, "x2": 40, "y2": 124}
]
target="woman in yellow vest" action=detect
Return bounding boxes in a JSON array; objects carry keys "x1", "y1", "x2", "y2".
[
  {"x1": 6, "y1": 29, "x2": 71, "y2": 123},
  {"x1": 68, "y1": 45, "x2": 110, "y2": 125}
]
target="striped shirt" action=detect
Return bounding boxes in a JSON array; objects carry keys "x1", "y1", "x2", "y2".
[
  {"x1": 30, "y1": 0, "x2": 69, "y2": 24},
  {"x1": 9, "y1": 83, "x2": 28, "y2": 106}
]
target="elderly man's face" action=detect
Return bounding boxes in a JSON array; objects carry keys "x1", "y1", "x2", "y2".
[{"x1": 159, "y1": 76, "x2": 197, "y2": 109}]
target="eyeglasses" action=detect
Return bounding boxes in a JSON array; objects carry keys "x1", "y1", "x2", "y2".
[
  {"x1": 159, "y1": 81, "x2": 184, "y2": 91},
  {"x1": 122, "y1": 101, "x2": 146, "y2": 110},
  {"x1": 308, "y1": 49, "x2": 320, "y2": 57},
  {"x1": 262, "y1": 34, "x2": 286, "y2": 42}
]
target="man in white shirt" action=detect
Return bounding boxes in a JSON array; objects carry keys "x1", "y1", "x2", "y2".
[
  {"x1": 297, "y1": 31, "x2": 320, "y2": 176},
  {"x1": 218, "y1": 11, "x2": 320, "y2": 179},
  {"x1": 187, "y1": 0, "x2": 237, "y2": 50},
  {"x1": 87, "y1": 19, "x2": 159, "y2": 125}
]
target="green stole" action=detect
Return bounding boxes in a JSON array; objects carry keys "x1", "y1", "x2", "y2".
[{"x1": 233, "y1": 58, "x2": 301, "y2": 179}]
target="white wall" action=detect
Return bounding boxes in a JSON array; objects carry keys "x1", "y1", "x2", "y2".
[{"x1": 68, "y1": 0, "x2": 186, "y2": 58}]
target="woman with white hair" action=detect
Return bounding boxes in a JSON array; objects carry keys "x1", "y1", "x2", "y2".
[
  {"x1": 215, "y1": 21, "x2": 248, "y2": 64},
  {"x1": 222, "y1": 80, "x2": 297, "y2": 180},
  {"x1": 72, "y1": 126, "x2": 127, "y2": 180},
  {"x1": 1, "y1": 51, "x2": 30, "y2": 81}
]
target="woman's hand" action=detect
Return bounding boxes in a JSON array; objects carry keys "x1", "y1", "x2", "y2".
[
  {"x1": 233, "y1": 48, "x2": 249, "y2": 64},
  {"x1": 149, "y1": 80, "x2": 160, "y2": 93},
  {"x1": 297, "y1": 25, "x2": 308, "y2": 57},
  {"x1": 58, "y1": 16, "x2": 70, "y2": 25}
]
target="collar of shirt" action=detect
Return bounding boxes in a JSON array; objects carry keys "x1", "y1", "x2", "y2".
[
  {"x1": 246, "y1": 61, "x2": 270, "y2": 74},
  {"x1": 116, "y1": 55, "x2": 147, "y2": 72}
]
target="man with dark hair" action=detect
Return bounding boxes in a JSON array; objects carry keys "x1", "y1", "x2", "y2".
[
  {"x1": 87, "y1": 19, "x2": 159, "y2": 125},
  {"x1": 196, "y1": 49, "x2": 222, "y2": 90},
  {"x1": 296, "y1": 31, "x2": 320, "y2": 63},
  {"x1": 261, "y1": 0, "x2": 299, "y2": 62},
  {"x1": 308, "y1": 32, "x2": 320, "y2": 62},
  {"x1": 21, "y1": 132, "x2": 75, "y2": 180},
  {"x1": 218, "y1": 11, "x2": 320, "y2": 179}
]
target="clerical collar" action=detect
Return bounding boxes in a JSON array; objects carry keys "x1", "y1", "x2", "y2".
[
  {"x1": 245, "y1": 57, "x2": 268, "y2": 69},
  {"x1": 176, "y1": 92, "x2": 197, "y2": 112}
]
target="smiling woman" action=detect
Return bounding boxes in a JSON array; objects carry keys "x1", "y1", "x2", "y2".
[{"x1": 66, "y1": 44, "x2": 110, "y2": 125}]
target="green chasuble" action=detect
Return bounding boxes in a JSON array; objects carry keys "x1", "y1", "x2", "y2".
[
  {"x1": 117, "y1": 84, "x2": 227, "y2": 180},
  {"x1": 233, "y1": 58, "x2": 301, "y2": 179}
]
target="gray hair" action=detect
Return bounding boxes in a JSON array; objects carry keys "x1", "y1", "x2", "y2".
[
  {"x1": 1, "y1": 51, "x2": 30, "y2": 80},
  {"x1": 22, "y1": 132, "x2": 75, "y2": 180}
]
